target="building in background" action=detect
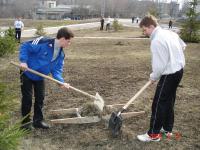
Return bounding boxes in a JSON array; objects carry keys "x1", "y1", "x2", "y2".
[
  {"x1": 156, "y1": 0, "x2": 179, "y2": 18},
  {"x1": 34, "y1": 0, "x2": 98, "y2": 20},
  {"x1": 35, "y1": 0, "x2": 72, "y2": 20},
  {"x1": 0, "y1": 0, "x2": 182, "y2": 19}
]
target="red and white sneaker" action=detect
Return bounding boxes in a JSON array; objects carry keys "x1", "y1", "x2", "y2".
[{"x1": 137, "y1": 133, "x2": 161, "y2": 142}]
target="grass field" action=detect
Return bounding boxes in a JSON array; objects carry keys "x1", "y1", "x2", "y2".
[{"x1": 0, "y1": 27, "x2": 199, "y2": 150}]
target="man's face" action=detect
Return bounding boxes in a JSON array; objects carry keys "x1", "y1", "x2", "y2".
[
  {"x1": 141, "y1": 25, "x2": 154, "y2": 37},
  {"x1": 59, "y1": 37, "x2": 71, "y2": 48}
]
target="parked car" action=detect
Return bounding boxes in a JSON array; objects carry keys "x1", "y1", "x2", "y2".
[{"x1": 63, "y1": 17, "x2": 71, "y2": 20}]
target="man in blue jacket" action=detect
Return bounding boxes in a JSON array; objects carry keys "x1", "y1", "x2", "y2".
[{"x1": 19, "y1": 27, "x2": 74, "y2": 130}]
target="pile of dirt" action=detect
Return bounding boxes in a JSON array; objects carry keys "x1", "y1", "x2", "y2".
[
  {"x1": 80, "y1": 102, "x2": 117, "y2": 117},
  {"x1": 80, "y1": 102, "x2": 100, "y2": 116}
]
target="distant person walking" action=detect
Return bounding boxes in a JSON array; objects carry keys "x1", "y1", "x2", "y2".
[
  {"x1": 132, "y1": 16, "x2": 135, "y2": 23},
  {"x1": 106, "y1": 16, "x2": 111, "y2": 31},
  {"x1": 14, "y1": 17, "x2": 24, "y2": 43},
  {"x1": 136, "y1": 17, "x2": 139, "y2": 23},
  {"x1": 169, "y1": 20, "x2": 173, "y2": 29},
  {"x1": 100, "y1": 16, "x2": 104, "y2": 31}
]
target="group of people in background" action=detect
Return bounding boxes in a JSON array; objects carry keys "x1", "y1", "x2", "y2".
[
  {"x1": 132, "y1": 16, "x2": 173, "y2": 29},
  {"x1": 132, "y1": 16, "x2": 140, "y2": 23},
  {"x1": 14, "y1": 16, "x2": 173, "y2": 44},
  {"x1": 100, "y1": 16, "x2": 111, "y2": 31}
]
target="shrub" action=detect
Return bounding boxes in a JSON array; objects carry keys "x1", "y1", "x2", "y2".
[
  {"x1": 112, "y1": 19, "x2": 123, "y2": 31},
  {"x1": 0, "y1": 83, "x2": 26, "y2": 150},
  {"x1": 180, "y1": 0, "x2": 200, "y2": 43},
  {"x1": 4, "y1": 27, "x2": 15, "y2": 37},
  {"x1": 0, "y1": 27, "x2": 17, "y2": 57},
  {"x1": 35, "y1": 24, "x2": 46, "y2": 37}
]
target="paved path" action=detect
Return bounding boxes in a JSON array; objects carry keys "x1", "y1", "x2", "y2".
[
  {"x1": 21, "y1": 19, "x2": 140, "y2": 38},
  {"x1": 75, "y1": 36, "x2": 147, "y2": 40},
  {"x1": 22, "y1": 22, "x2": 100, "y2": 38},
  {"x1": 0, "y1": 19, "x2": 180, "y2": 38},
  {"x1": 118, "y1": 19, "x2": 180, "y2": 33}
]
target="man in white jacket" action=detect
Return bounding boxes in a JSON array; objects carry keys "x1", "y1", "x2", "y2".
[{"x1": 137, "y1": 15, "x2": 186, "y2": 142}]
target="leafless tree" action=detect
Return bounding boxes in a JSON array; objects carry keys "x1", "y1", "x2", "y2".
[
  {"x1": 0, "y1": 0, "x2": 179, "y2": 19},
  {"x1": 0, "y1": 0, "x2": 37, "y2": 18}
]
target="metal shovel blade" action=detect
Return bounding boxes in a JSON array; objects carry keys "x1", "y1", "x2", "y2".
[
  {"x1": 108, "y1": 112, "x2": 123, "y2": 137},
  {"x1": 93, "y1": 92, "x2": 104, "y2": 112}
]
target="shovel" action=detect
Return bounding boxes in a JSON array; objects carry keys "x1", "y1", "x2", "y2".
[
  {"x1": 10, "y1": 61, "x2": 104, "y2": 112},
  {"x1": 108, "y1": 80, "x2": 151, "y2": 137}
]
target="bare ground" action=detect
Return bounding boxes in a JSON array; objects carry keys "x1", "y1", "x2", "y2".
[{"x1": 0, "y1": 27, "x2": 200, "y2": 150}]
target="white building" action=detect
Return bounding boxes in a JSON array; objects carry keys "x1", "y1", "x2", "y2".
[
  {"x1": 43, "y1": 1, "x2": 57, "y2": 8},
  {"x1": 35, "y1": 0, "x2": 73, "y2": 19},
  {"x1": 35, "y1": 0, "x2": 97, "y2": 20}
]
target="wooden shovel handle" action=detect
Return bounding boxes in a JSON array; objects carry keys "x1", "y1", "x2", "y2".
[
  {"x1": 10, "y1": 61, "x2": 96, "y2": 99},
  {"x1": 123, "y1": 80, "x2": 151, "y2": 110}
]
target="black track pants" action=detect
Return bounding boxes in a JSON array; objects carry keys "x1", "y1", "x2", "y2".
[
  {"x1": 15, "y1": 28, "x2": 21, "y2": 42},
  {"x1": 148, "y1": 69, "x2": 183, "y2": 134},
  {"x1": 20, "y1": 73, "x2": 45, "y2": 123}
]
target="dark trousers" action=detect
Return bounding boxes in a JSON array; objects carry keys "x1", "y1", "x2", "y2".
[
  {"x1": 100, "y1": 23, "x2": 104, "y2": 30},
  {"x1": 20, "y1": 73, "x2": 45, "y2": 123},
  {"x1": 106, "y1": 23, "x2": 110, "y2": 31},
  {"x1": 148, "y1": 69, "x2": 183, "y2": 134},
  {"x1": 15, "y1": 28, "x2": 21, "y2": 42}
]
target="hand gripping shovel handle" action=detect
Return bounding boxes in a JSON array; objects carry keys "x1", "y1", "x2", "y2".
[
  {"x1": 10, "y1": 61, "x2": 96, "y2": 99},
  {"x1": 109, "y1": 80, "x2": 152, "y2": 137}
]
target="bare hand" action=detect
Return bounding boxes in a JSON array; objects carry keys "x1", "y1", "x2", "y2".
[
  {"x1": 20, "y1": 63, "x2": 28, "y2": 71},
  {"x1": 150, "y1": 79, "x2": 157, "y2": 84},
  {"x1": 61, "y1": 83, "x2": 70, "y2": 89}
]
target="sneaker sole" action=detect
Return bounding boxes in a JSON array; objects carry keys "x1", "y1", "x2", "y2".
[{"x1": 137, "y1": 136, "x2": 161, "y2": 142}]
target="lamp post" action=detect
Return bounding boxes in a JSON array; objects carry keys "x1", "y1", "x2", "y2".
[{"x1": 156, "y1": 0, "x2": 161, "y2": 18}]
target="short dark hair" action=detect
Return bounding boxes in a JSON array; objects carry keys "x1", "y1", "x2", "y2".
[
  {"x1": 139, "y1": 15, "x2": 158, "y2": 28},
  {"x1": 56, "y1": 27, "x2": 74, "y2": 39}
]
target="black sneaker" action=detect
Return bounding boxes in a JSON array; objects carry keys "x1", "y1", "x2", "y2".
[{"x1": 33, "y1": 121, "x2": 50, "y2": 129}]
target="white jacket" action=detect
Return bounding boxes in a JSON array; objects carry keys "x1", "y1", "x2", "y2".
[{"x1": 150, "y1": 26, "x2": 186, "y2": 80}]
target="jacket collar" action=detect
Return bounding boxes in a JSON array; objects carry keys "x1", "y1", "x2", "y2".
[{"x1": 150, "y1": 26, "x2": 161, "y2": 41}]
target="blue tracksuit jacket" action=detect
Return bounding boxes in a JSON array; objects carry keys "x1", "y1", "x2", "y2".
[{"x1": 19, "y1": 36, "x2": 65, "y2": 82}]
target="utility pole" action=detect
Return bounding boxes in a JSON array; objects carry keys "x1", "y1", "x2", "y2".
[
  {"x1": 170, "y1": 0, "x2": 173, "y2": 18},
  {"x1": 101, "y1": 0, "x2": 105, "y2": 17},
  {"x1": 158, "y1": 0, "x2": 162, "y2": 18}
]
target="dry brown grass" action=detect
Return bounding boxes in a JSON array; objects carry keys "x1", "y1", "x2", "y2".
[{"x1": 0, "y1": 27, "x2": 199, "y2": 150}]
